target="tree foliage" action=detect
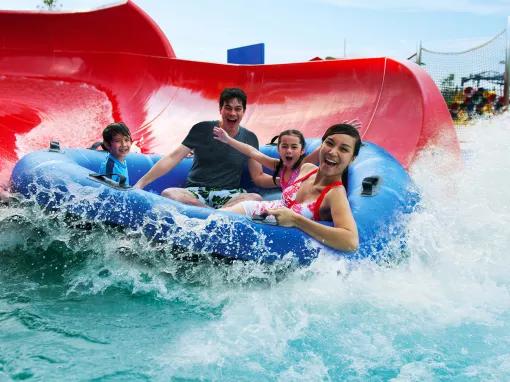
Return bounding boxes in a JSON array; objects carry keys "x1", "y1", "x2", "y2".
[
  {"x1": 440, "y1": 73, "x2": 456, "y2": 104},
  {"x1": 38, "y1": 0, "x2": 62, "y2": 11}
]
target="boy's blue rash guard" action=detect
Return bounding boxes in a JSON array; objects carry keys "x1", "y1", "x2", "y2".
[{"x1": 99, "y1": 153, "x2": 129, "y2": 185}]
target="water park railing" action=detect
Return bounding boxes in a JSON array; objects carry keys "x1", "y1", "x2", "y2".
[{"x1": 409, "y1": 18, "x2": 510, "y2": 124}]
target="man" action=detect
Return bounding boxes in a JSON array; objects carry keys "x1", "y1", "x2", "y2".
[{"x1": 133, "y1": 88, "x2": 272, "y2": 208}]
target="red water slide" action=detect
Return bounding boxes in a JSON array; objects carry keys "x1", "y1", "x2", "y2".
[{"x1": 0, "y1": 0, "x2": 458, "y2": 184}]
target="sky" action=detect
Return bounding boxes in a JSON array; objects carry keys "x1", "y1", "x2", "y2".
[{"x1": 3, "y1": 0, "x2": 510, "y2": 64}]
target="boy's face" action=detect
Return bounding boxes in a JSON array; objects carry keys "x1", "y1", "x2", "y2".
[{"x1": 105, "y1": 133, "x2": 132, "y2": 162}]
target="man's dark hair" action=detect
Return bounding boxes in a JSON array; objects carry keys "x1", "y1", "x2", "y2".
[
  {"x1": 219, "y1": 88, "x2": 247, "y2": 110},
  {"x1": 102, "y1": 122, "x2": 131, "y2": 145}
]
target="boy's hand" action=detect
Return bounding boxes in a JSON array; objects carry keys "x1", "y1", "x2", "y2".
[{"x1": 213, "y1": 126, "x2": 230, "y2": 143}]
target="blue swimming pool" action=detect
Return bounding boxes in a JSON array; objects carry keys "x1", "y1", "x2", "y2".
[{"x1": 1, "y1": 118, "x2": 509, "y2": 381}]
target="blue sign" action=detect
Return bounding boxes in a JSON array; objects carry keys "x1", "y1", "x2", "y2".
[{"x1": 227, "y1": 43, "x2": 265, "y2": 64}]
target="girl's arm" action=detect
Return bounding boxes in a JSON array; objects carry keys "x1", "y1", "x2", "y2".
[
  {"x1": 266, "y1": 187, "x2": 358, "y2": 251},
  {"x1": 213, "y1": 127, "x2": 278, "y2": 170}
]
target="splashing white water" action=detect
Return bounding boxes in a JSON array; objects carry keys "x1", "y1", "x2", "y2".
[
  {"x1": 154, "y1": 114, "x2": 510, "y2": 379},
  {"x1": 2, "y1": 114, "x2": 510, "y2": 380}
]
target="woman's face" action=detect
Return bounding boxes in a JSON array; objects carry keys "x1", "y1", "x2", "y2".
[
  {"x1": 319, "y1": 133, "x2": 356, "y2": 176},
  {"x1": 278, "y1": 134, "x2": 304, "y2": 168}
]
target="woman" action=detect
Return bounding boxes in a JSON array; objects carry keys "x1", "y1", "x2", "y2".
[{"x1": 221, "y1": 123, "x2": 360, "y2": 252}]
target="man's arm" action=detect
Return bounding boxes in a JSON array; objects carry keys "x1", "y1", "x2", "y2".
[
  {"x1": 247, "y1": 158, "x2": 277, "y2": 188},
  {"x1": 213, "y1": 127, "x2": 278, "y2": 170},
  {"x1": 133, "y1": 144, "x2": 191, "y2": 189}
]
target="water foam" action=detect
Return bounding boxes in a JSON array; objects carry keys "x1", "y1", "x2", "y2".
[
  {"x1": 1, "y1": 114, "x2": 510, "y2": 379},
  {"x1": 154, "y1": 114, "x2": 510, "y2": 378}
]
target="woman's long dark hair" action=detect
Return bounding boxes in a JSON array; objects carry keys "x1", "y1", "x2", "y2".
[{"x1": 270, "y1": 129, "x2": 306, "y2": 185}]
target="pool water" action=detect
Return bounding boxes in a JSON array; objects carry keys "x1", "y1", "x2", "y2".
[{"x1": 1, "y1": 115, "x2": 509, "y2": 381}]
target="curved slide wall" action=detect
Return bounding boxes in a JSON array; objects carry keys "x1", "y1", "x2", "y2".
[{"x1": 0, "y1": 0, "x2": 459, "y2": 184}]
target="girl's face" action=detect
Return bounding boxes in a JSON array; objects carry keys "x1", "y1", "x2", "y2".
[
  {"x1": 105, "y1": 133, "x2": 132, "y2": 162},
  {"x1": 319, "y1": 133, "x2": 356, "y2": 176},
  {"x1": 278, "y1": 134, "x2": 305, "y2": 167}
]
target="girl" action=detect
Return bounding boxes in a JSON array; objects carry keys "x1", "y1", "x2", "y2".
[
  {"x1": 221, "y1": 123, "x2": 361, "y2": 251},
  {"x1": 213, "y1": 127, "x2": 306, "y2": 190},
  {"x1": 213, "y1": 119, "x2": 361, "y2": 190}
]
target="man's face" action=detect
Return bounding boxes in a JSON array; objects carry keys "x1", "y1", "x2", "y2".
[{"x1": 220, "y1": 98, "x2": 245, "y2": 131}]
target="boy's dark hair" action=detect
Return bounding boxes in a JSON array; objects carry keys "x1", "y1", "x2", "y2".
[
  {"x1": 219, "y1": 88, "x2": 247, "y2": 110},
  {"x1": 270, "y1": 129, "x2": 306, "y2": 186},
  {"x1": 102, "y1": 122, "x2": 131, "y2": 146},
  {"x1": 322, "y1": 123, "x2": 361, "y2": 157}
]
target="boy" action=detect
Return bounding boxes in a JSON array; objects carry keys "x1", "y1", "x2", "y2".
[{"x1": 99, "y1": 122, "x2": 132, "y2": 185}]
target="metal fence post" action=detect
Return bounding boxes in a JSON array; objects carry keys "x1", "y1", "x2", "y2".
[{"x1": 505, "y1": 16, "x2": 510, "y2": 107}]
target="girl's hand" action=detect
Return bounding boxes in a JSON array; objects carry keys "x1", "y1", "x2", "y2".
[
  {"x1": 266, "y1": 207, "x2": 297, "y2": 227},
  {"x1": 213, "y1": 126, "x2": 230, "y2": 143}
]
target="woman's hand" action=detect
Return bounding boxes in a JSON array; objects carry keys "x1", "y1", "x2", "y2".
[
  {"x1": 266, "y1": 207, "x2": 298, "y2": 227},
  {"x1": 213, "y1": 126, "x2": 230, "y2": 143}
]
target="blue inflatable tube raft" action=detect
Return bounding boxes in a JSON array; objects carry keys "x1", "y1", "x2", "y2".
[{"x1": 10, "y1": 140, "x2": 418, "y2": 264}]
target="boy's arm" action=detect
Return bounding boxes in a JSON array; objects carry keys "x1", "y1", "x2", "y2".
[
  {"x1": 133, "y1": 144, "x2": 191, "y2": 189},
  {"x1": 213, "y1": 127, "x2": 278, "y2": 170}
]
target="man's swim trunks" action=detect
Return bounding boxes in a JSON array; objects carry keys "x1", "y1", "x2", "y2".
[{"x1": 186, "y1": 186, "x2": 246, "y2": 209}]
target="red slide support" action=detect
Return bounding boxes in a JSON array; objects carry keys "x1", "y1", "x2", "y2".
[{"x1": 0, "y1": 0, "x2": 459, "y2": 184}]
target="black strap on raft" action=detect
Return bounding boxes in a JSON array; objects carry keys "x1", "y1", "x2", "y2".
[
  {"x1": 105, "y1": 157, "x2": 115, "y2": 177},
  {"x1": 361, "y1": 176, "x2": 380, "y2": 196},
  {"x1": 49, "y1": 140, "x2": 61, "y2": 152},
  {"x1": 89, "y1": 141, "x2": 104, "y2": 150},
  {"x1": 89, "y1": 173, "x2": 130, "y2": 190}
]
